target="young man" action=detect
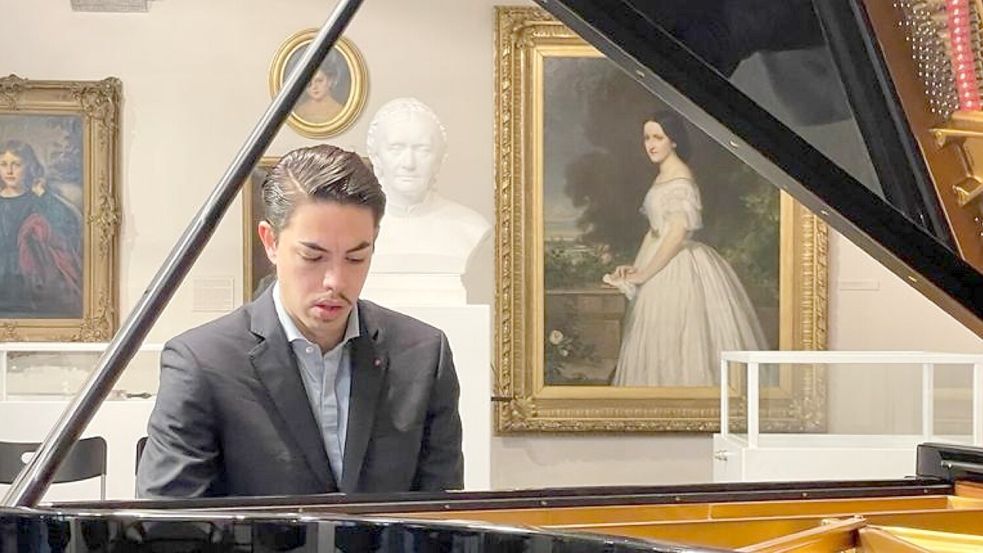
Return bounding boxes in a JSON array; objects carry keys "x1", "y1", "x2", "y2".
[{"x1": 137, "y1": 145, "x2": 464, "y2": 498}]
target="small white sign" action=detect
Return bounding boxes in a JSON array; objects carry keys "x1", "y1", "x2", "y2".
[
  {"x1": 837, "y1": 279, "x2": 880, "y2": 291},
  {"x1": 70, "y1": 0, "x2": 150, "y2": 12},
  {"x1": 192, "y1": 277, "x2": 235, "y2": 312}
]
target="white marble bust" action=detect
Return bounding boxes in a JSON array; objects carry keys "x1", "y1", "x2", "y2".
[{"x1": 363, "y1": 98, "x2": 490, "y2": 304}]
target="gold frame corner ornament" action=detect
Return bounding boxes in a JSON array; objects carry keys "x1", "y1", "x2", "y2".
[
  {"x1": 0, "y1": 75, "x2": 120, "y2": 342},
  {"x1": 493, "y1": 8, "x2": 828, "y2": 433},
  {"x1": 269, "y1": 29, "x2": 369, "y2": 139}
]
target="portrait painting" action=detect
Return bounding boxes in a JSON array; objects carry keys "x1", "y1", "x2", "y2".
[
  {"x1": 269, "y1": 30, "x2": 368, "y2": 138},
  {"x1": 241, "y1": 157, "x2": 278, "y2": 303},
  {"x1": 0, "y1": 76, "x2": 120, "y2": 342},
  {"x1": 494, "y1": 8, "x2": 827, "y2": 432}
]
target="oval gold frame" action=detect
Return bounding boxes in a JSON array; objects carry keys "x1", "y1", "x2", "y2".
[{"x1": 268, "y1": 30, "x2": 368, "y2": 138}]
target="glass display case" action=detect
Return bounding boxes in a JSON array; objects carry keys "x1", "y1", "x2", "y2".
[
  {"x1": 0, "y1": 343, "x2": 162, "y2": 402},
  {"x1": 715, "y1": 350, "x2": 983, "y2": 482},
  {"x1": 0, "y1": 343, "x2": 162, "y2": 501}
]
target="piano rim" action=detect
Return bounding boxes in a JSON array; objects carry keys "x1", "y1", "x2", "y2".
[{"x1": 48, "y1": 478, "x2": 953, "y2": 514}]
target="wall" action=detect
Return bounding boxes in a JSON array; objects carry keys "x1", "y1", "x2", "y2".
[{"x1": 2, "y1": 0, "x2": 980, "y2": 492}]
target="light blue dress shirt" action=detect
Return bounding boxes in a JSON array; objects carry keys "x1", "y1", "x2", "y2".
[{"x1": 272, "y1": 282, "x2": 360, "y2": 482}]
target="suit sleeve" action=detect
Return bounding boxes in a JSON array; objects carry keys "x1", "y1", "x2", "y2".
[
  {"x1": 136, "y1": 339, "x2": 223, "y2": 498},
  {"x1": 413, "y1": 331, "x2": 464, "y2": 490}
]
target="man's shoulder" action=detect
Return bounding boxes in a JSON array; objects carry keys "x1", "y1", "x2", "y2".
[
  {"x1": 359, "y1": 299, "x2": 444, "y2": 345},
  {"x1": 166, "y1": 302, "x2": 256, "y2": 354}
]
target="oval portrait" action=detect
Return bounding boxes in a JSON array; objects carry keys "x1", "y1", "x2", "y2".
[{"x1": 269, "y1": 29, "x2": 368, "y2": 138}]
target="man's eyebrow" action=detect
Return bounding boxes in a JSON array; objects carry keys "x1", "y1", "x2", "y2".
[
  {"x1": 298, "y1": 241, "x2": 328, "y2": 253},
  {"x1": 346, "y1": 241, "x2": 372, "y2": 254},
  {"x1": 297, "y1": 240, "x2": 372, "y2": 254}
]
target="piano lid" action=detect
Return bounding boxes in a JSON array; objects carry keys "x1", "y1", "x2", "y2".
[{"x1": 536, "y1": 0, "x2": 983, "y2": 336}]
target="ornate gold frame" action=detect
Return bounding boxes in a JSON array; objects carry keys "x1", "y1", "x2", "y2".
[
  {"x1": 241, "y1": 156, "x2": 279, "y2": 303},
  {"x1": 268, "y1": 30, "x2": 368, "y2": 138},
  {"x1": 0, "y1": 75, "x2": 120, "y2": 342},
  {"x1": 493, "y1": 8, "x2": 828, "y2": 432}
]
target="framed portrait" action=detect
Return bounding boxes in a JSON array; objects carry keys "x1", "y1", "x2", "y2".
[
  {"x1": 241, "y1": 157, "x2": 279, "y2": 303},
  {"x1": 269, "y1": 30, "x2": 368, "y2": 138},
  {"x1": 0, "y1": 75, "x2": 120, "y2": 342},
  {"x1": 494, "y1": 8, "x2": 828, "y2": 432}
]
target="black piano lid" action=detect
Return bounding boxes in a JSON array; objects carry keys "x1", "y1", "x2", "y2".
[
  {"x1": 0, "y1": 508, "x2": 727, "y2": 553},
  {"x1": 536, "y1": 0, "x2": 983, "y2": 336}
]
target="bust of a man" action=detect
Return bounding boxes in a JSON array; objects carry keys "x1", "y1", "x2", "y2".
[{"x1": 365, "y1": 98, "x2": 490, "y2": 283}]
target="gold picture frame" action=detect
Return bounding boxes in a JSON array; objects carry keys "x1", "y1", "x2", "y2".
[
  {"x1": 241, "y1": 156, "x2": 279, "y2": 303},
  {"x1": 269, "y1": 30, "x2": 368, "y2": 138},
  {"x1": 0, "y1": 75, "x2": 120, "y2": 342},
  {"x1": 493, "y1": 8, "x2": 828, "y2": 432}
]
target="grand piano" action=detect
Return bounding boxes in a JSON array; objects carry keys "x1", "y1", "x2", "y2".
[{"x1": 3, "y1": 0, "x2": 983, "y2": 551}]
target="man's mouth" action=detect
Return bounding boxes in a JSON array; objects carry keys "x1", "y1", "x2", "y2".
[
  {"x1": 312, "y1": 295, "x2": 350, "y2": 317},
  {"x1": 312, "y1": 302, "x2": 346, "y2": 319}
]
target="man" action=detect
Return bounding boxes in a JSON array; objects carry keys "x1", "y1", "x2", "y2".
[{"x1": 137, "y1": 144, "x2": 464, "y2": 498}]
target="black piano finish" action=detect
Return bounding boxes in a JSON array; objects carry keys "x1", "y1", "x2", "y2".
[{"x1": 0, "y1": 509, "x2": 724, "y2": 553}]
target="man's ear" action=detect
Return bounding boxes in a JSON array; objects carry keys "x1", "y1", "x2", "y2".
[{"x1": 257, "y1": 221, "x2": 279, "y2": 264}]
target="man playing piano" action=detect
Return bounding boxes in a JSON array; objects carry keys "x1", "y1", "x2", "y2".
[{"x1": 137, "y1": 144, "x2": 464, "y2": 498}]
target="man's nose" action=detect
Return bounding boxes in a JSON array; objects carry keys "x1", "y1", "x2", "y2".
[{"x1": 321, "y1": 264, "x2": 345, "y2": 290}]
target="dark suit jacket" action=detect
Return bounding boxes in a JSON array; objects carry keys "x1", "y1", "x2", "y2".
[{"x1": 136, "y1": 288, "x2": 464, "y2": 498}]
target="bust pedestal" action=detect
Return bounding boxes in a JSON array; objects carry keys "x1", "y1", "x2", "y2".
[{"x1": 362, "y1": 251, "x2": 472, "y2": 306}]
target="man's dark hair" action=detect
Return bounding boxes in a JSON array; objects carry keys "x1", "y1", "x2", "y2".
[{"x1": 261, "y1": 144, "x2": 385, "y2": 232}]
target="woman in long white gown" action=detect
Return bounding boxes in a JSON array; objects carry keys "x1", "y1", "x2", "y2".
[{"x1": 608, "y1": 112, "x2": 767, "y2": 387}]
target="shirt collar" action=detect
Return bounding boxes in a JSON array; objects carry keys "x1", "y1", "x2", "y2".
[{"x1": 272, "y1": 281, "x2": 360, "y2": 349}]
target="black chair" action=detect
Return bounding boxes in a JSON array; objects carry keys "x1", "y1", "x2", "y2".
[
  {"x1": 135, "y1": 436, "x2": 148, "y2": 475},
  {"x1": 0, "y1": 437, "x2": 107, "y2": 500}
]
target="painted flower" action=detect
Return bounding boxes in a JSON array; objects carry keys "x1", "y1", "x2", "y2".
[{"x1": 548, "y1": 330, "x2": 564, "y2": 345}]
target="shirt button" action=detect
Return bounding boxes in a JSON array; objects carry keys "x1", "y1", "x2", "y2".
[{"x1": 305, "y1": 346, "x2": 314, "y2": 354}]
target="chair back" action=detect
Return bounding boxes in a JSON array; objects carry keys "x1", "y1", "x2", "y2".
[
  {"x1": 0, "y1": 437, "x2": 107, "y2": 486},
  {"x1": 135, "y1": 436, "x2": 148, "y2": 475}
]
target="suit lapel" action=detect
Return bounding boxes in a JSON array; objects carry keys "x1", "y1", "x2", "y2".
[
  {"x1": 340, "y1": 301, "x2": 387, "y2": 492},
  {"x1": 248, "y1": 288, "x2": 335, "y2": 492}
]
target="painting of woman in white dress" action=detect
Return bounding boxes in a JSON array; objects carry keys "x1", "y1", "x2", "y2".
[
  {"x1": 541, "y1": 56, "x2": 780, "y2": 388},
  {"x1": 604, "y1": 112, "x2": 767, "y2": 387}
]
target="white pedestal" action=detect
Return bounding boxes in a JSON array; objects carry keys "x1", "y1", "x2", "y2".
[
  {"x1": 0, "y1": 400, "x2": 154, "y2": 502},
  {"x1": 361, "y1": 272, "x2": 467, "y2": 306}
]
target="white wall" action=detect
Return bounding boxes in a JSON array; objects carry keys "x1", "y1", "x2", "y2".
[{"x1": 3, "y1": 0, "x2": 980, "y2": 492}]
